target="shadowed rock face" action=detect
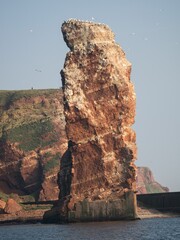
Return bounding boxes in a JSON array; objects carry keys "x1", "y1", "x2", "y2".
[{"x1": 59, "y1": 19, "x2": 137, "y2": 220}]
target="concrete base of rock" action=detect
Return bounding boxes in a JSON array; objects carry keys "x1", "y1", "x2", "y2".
[
  {"x1": 43, "y1": 191, "x2": 138, "y2": 223},
  {"x1": 68, "y1": 191, "x2": 138, "y2": 222}
]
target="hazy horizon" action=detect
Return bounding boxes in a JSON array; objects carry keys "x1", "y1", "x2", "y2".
[{"x1": 1, "y1": 0, "x2": 180, "y2": 191}]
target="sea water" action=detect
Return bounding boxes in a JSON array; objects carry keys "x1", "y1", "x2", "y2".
[{"x1": 0, "y1": 218, "x2": 180, "y2": 240}]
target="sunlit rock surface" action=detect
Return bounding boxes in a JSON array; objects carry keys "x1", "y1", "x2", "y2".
[{"x1": 57, "y1": 19, "x2": 137, "y2": 222}]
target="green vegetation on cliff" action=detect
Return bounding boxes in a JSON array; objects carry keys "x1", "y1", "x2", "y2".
[
  {"x1": 0, "y1": 89, "x2": 66, "y2": 201},
  {"x1": 43, "y1": 152, "x2": 61, "y2": 173},
  {"x1": 0, "y1": 89, "x2": 62, "y2": 137},
  {"x1": 3, "y1": 119, "x2": 59, "y2": 152},
  {"x1": 0, "y1": 89, "x2": 62, "y2": 151}
]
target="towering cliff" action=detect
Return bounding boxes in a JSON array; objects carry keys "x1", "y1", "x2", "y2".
[
  {"x1": 56, "y1": 19, "x2": 137, "y2": 221},
  {"x1": 0, "y1": 89, "x2": 67, "y2": 201}
]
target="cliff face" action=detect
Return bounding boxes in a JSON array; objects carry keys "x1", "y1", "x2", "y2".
[
  {"x1": 59, "y1": 19, "x2": 137, "y2": 221},
  {"x1": 0, "y1": 89, "x2": 67, "y2": 201},
  {"x1": 0, "y1": 91, "x2": 168, "y2": 205},
  {"x1": 137, "y1": 167, "x2": 169, "y2": 194}
]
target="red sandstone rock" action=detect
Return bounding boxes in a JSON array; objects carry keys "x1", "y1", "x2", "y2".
[
  {"x1": 58, "y1": 19, "x2": 137, "y2": 221},
  {"x1": 0, "y1": 199, "x2": 6, "y2": 212},
  {"x1": 136, "y1": 167, "x2": 169, "y2": 194},
  {"x1": 0, "y1": 90, "x2": 67, "y2": 201},
  {"x1": 4, "y1": 198, "x2": 22, "y2": 214},
  {"x1": 39, "y1": 176, "x2": 59, "y2": 201},
  {"x1": 0, "y1": 90, "x2": 168, "y2": 204}
]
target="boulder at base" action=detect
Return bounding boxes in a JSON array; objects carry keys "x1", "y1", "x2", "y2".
[
  {"x1": 0, "y1": 199, "x2": 6, "y2": 212},
  {"x1": 4, "y1": 198, "x2": 22, "y2": 214}
]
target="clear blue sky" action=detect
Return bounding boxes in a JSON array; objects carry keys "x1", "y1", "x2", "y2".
[{"x1": 1, "y1": 0, "x2": 180, "y2": 191}]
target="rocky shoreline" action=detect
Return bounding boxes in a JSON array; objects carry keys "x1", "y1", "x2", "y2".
[
  {"x1": 0, "y1": 207, "x2": 179, "y2": 225},
  {"x1": 0, "y1": 209, "x2": 46, "y2": 224},
  {"x1": 0, "y1": 198, "x2": 53, "y2": 224}
]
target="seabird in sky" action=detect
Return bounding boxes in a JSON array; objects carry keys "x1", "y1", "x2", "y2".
[{"x1": 35, "y1": 69, "x2": 42, "y2": 72}]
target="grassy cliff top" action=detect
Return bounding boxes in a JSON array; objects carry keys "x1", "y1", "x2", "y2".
[
  {"x1": 0, "y1": 89, "x2": 61, "y2": 110},
  {"x1": 0, "y1": 88, "x2": 64, "y2": 142}
]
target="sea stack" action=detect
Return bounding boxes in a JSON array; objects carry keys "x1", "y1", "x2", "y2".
[{"x1": 44, "y1": 19, "x2": 137, "y2": 222}]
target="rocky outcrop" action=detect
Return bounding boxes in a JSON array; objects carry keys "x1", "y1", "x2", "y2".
[
  {"x1": 0, "y1": 199, "x2": 6, "y2": 213},
  {"x1": 0, "y1": 89, "x2": 67, "y2": 201},
  {"x1": 136, "y1": 167, "x2": 169, "y2": 194},
  {"x1": 4, "y1": 198, "x2": 22, "y2": 214},
  {"x1": 54, "y1": 19, "x2": 137, "y2": 222}
]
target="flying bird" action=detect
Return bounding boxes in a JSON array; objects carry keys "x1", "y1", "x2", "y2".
[{"x1": 35, "y1": 69, "x2": 42, "y2": 73}]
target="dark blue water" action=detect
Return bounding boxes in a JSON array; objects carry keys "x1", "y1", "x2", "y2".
[{"x1": 0, "y1": 218, "x2": 180, "y2": 240}]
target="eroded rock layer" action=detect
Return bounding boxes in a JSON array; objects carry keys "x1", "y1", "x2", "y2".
[
  {"x1": 0, "y1": 89, "x2": 67, "y2": 201},
  {"x1": 60, "y1": 19, "x2": 137, "y2": 221}
]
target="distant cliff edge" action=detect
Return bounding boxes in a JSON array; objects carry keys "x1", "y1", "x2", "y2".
[{"x1": 136, "y1": 167, "x2": 169, "y2": 194}]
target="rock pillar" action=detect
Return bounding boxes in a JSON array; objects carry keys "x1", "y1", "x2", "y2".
[
  {"x1": 44, "y1": 19, "x2": 137, "y2": 222},
  {"x1": 60, "y1": 19, "x2": 137, "y2": 221}
]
